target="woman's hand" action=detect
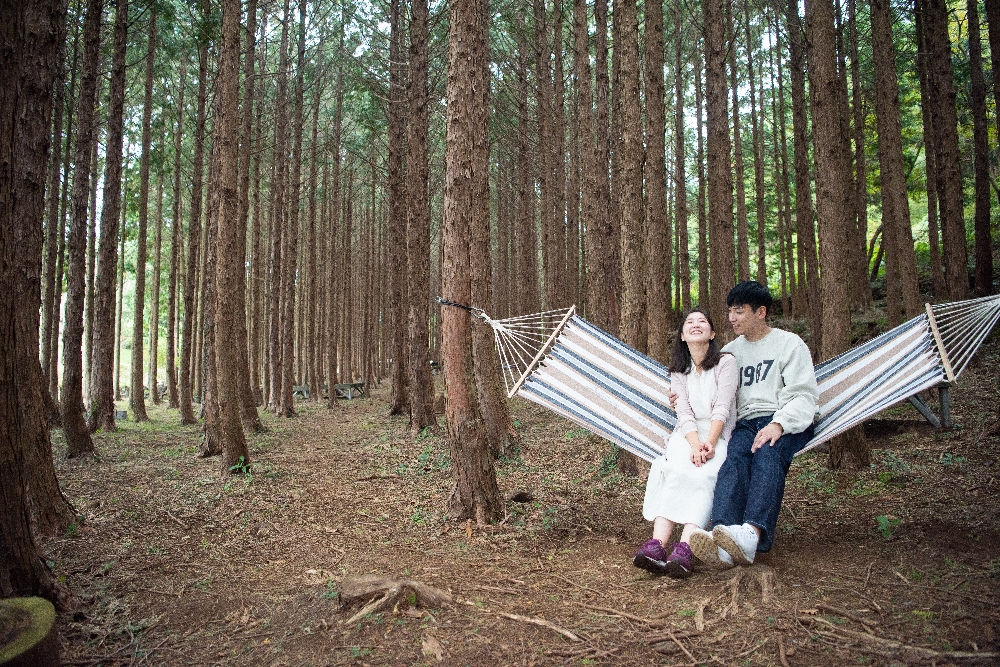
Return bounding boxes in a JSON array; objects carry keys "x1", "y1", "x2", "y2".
[
  {"x1": 700, "y1": 441, "x2": 716, "y2": 461},
  {"x1": 689, "y1": 443, "x2": 706, "y2": 467}
]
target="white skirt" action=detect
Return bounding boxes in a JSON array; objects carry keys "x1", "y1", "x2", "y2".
[{"x1": 642, "y1": 419, "x2": 728, "y2": 529}]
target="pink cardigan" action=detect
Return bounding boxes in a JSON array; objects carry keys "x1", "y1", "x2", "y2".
[{"x1": 670, "y1": 354, "x2": 739, "y2": 443}]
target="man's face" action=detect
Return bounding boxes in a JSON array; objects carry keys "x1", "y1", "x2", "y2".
[{"x1": 728, "y1": 304, "x2": 767, "y2": 337}]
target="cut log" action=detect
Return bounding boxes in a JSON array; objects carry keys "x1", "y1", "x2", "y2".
[{"x1": 0, "y1": 597, "x2": 59, "y2": 667}]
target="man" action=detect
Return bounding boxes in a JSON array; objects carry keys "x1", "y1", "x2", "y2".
[{"x1": 688, "y1": 281, "x2": 819, "y2": 567}]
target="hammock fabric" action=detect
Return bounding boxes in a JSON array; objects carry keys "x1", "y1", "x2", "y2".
[{"x1": 446, "y1": 295, "x2": 1000, "y2": 462}]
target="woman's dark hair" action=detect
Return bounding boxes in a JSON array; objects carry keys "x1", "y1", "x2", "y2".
[{"x1": 669, "y1": 308, "x2": 723, "y2": 374}]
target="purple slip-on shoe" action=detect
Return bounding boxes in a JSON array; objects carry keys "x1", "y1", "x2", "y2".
[
  {"x1": 632, "y1": 538, "x2": 670, "y2": 574},
  {"x1": 664, "y1": 541, "x2": 694, "y2": 579}
]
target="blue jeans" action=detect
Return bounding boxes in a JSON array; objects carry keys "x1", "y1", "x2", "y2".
[{"x1": 711, "y1": 415, "x2": 814, "y2": 552}]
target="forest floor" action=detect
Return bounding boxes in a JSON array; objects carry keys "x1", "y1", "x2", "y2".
[{"x1": 45, "y1": 328, "x2": 1000, "y2": 667}]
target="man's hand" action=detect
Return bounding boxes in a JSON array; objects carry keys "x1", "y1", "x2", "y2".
[
  {"x1": 701, "y1": 441, "x2": 716, "y2": 461},
  {"x1": 751, "y1": 422, "x2": 783, "y2": 452},
  {"x1": 667, "y1": 388, "x2": 678, "y2": 409}
]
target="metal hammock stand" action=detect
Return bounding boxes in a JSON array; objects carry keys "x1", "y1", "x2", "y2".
[{"x1": 438, "y1": 295, "x2": 1000, "y2": 461}]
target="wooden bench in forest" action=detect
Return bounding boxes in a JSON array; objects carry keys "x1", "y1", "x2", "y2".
[
  {"x1": 319, "y1": 382, "x2": 366, "y2": 400},
  {"x1": 292, "y1": 385, "x2": 311, "y2": 399}
]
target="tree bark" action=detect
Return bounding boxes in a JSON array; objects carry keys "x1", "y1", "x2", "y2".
[
  {"x1": 442, "y1": 0, "x2": 504, "y2": 524},
  {"x1": 675, "y1": 0, "x2": 691, "y2": 312},
  {"x1": 728, "y1": 1, "x2": 750, "y2": 283},
  {"x1": 130, "y1": 4, "x2": 156, "y2": 422},
  {"x1": 806, "y1": 0, "x2": 869, "y2": 471},
  {"x1": 5, "y1": 0, "x2": 77, "y2": 538},
  {"x1": 407, "y1": 0, "x2": 436, "y2": 431},
  {"x1": 234, "y1": 0, "x2": 262, "y2": 430},
  {"x1": 326, "y1": 17, "x2": 345, "y2": 410},
  {"x1": 0, "y1": 0, "x2": 73, "y2": 608},
  {"x1": 870, "y1": 0, "x2": 921, "y2": 320},
  {"x1": 215, "y1": 0, "x2": 250, "y2": 471},
  {"x1": 922, "y1": 0, "x2": 968, "y2": 300},
  {"x1": 594, "y1": 0, "x2": 618, "y2": 333},
  {"x1": 387, "y1": 0, "x2": 409, "y2": 416},
  {"x1": 268, "y1": 0, "x2": 292, "y2": 411},
  {"x1": 967, "y1": 0, "x2": 992, "y2": 296},
  {"x1": 617, "y1": 0, "x2": 646, "y2": 358},
  {"x1": 180, "y1": 16, "x2": 210, "y2": 424},
  {"x1": 847, "y1": 0, "x2": 871, "y2": 309},
  {"x1": 706, "y1": 0, "x2": 735, "y2": 330},
  {"x1": 148, "y1": 136, "x2": 164, "y2": 405},
  {"x1": 695, "y1": 57, "x2": 708, "y2": 308},
  {"x1": 787, "y1": 0, "x2": 821, "y2": 351},
  {"x1": 88, "y1": 0, "x2": 128, "y2": 433},
  {"x1": 914, "y1": 3, "x2": 945, "y2": 299},
  {"x1": 744, "y1": 2, "x2": 767, "y2": 285},
  {"x1": 62, "y1": 0, "x2": 102, "y2": 457},
  {"x1": 278, "y1": 0, "x2": 306, "y2": 418},
  {"x1": 645, "y1": 0, "x2": 669, "y2": 363},
  {"x1": 167, "y1": 62, "x2": 186, "y2": 409}
]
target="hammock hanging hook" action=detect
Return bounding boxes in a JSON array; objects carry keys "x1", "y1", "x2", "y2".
[{"x1": 435, "y1": 296, "x2": 492, "y2": 323}]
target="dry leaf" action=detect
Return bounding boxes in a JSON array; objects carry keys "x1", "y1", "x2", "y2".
[
  {"x1": 422, "y1": 633, "x2": 444, "y2": 662},
  {"x1": 801, "y1": 608, "x2": 818, "y2": 615}
]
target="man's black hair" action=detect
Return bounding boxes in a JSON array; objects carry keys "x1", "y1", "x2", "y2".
[{"x1": 726, "y1": 280, "x2": 773, "y2": 316}]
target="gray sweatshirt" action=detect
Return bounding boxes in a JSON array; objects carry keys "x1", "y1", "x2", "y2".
[{"x1": 722, "y1": 328, "x2": 819, "y2": 434}]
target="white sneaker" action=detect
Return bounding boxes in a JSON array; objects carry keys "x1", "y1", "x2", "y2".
[
  {"x1": 713, "y1": 523, "x2": 758, "y2": 565},
  {"x1": 689, "y1": 528, "x2": 734, "y2": 569}
]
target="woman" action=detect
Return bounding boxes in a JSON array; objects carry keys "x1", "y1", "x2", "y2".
[{"x1": 632, "y1": 309, "x2": 739, "y2": 578}]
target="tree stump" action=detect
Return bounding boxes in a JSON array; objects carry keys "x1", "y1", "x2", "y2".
[
  {"x1": 337, "y1": 575, "x2": 452, "y2": 625},
  {"x1": 0, "y1": 597, "x2": 59, "y2": 667}
]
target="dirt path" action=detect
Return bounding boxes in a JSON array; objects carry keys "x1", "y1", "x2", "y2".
[{"x1": 47, "y1": 335, "x2": 1000, "y2": 666}]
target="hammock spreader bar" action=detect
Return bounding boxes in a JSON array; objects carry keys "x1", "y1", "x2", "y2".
[{"x1": 439, "y1": 295, "x2": 1000, "y2": 462}]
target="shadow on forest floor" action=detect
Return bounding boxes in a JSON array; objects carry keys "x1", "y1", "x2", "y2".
[{"x1": 46, "y1": 330, "x2": 1000, "y2": 666}]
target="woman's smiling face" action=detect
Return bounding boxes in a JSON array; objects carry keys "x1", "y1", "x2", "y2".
[{"x1": 681, "y1": 311, "x2": 715, "y2": 344}]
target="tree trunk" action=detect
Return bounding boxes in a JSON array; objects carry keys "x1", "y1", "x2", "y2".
[
  {"x1": 387, "y1": 0, "x2": 409, "y2": 416},
  {"x1": 83, "y1": 119, "x2": 99, "y2": 401},
  {"x1": 180, "y1": 19, "x2": 209, "y2": 424},
  {"x1": 88, "y1": 0, "x2": 128, "y2": 433},
  {"x1": 675, "y1": 0, "x2": 691, "y2": 312},
  {"x1": 645, "y1": 0, "x2": 669, "y2": 363},
  {"x1": 200, "y1": 127, "x2": 222, "y2": 457},
  {"x1": 234, "y1": 0, "x2": 262, "y2": 430},
  {"x1": 594, "y1": 0, "x2": 617, "y2": 333},
  {"x1": 744, "y1": 2, "x2": 767, "y2": 285},
  {"x1": 148, "y1": 137, "x2": 164, "y2": 405},
  {"x1": 278, "y1": 0, "x2": 306, "y2": 418},
  {"x1": 214, "y1": 0, "x2": 250, "y2": 471},
  {"x1": 922, "y1": 0, "x2": 968, "y2": 300},
  {"x1": 62, "y1": 0, "x2": 102, "y2": 457},
  {"x1": 729, "y1": 1, "x2": 750, "y2": 283},
  {"x1": 787, "y1": 0, "x2": 821, "y2": 352},
  {"x1": 326, "y1": 18, "x2": 344, "y2": 410},
  {"x1": 167, "y1": 62, "x2": 186, "y2": 409},
  {"x1": 407, "y1": 0, "x2": 436, "y2": 431},
  {"x1": 130, "y1": 5, "x2": 156, "y2": 422},
  {"x1": 442, "y1": 0, "x2": 504, "y2": 524},
  {"x1": 870, "y1": 0, "x2": 921, "y2": 320},
  {"x1": 268, "y1": 0, "x2": 291, "y2": 411},
  {"x1": 847, "y1": 0, "x2": 871, "y2": 309},
  {"x1": 306, "y1": 64, "x2": 321, "y2": 404},
  {"x1": 5, "y1": 0, "x2": 76, "y2": 538},
  {"x1": 515, "y1": 23, "x2": 539, "y2": 315},
  {"x1": 806, "y1": 0, "x2": 869, "y2": 471},
  {"x1": 40, "y1": 22, "x2": 67, "y2": 418},
  {"x1": 706, "y1": 0, "x2": 735, "y2": 330},
  {"x1": 987, "y1": 0, "x2": 1000, "y2": 158},
  {"x1": 914, "y1": 3, "x2": 945, "y2": 299},
  {"x1": 617, "y1": 0, "x2": 646, "y2": 357},
  {"x1": 552, "y1": 2, "x2": 568, "y2": 310},
  {"x1": 967, "y1": 0, "x2": 992, "y2": 296},
  {"x1": 695, "y1": 57, "x2": 708, "y2": 308},
  {"x1": 1, "y1": 0, "x2": 71, "y2": 594},
  {"x1": 535, "y1": 0, "x2": 555, "y2": 313}
]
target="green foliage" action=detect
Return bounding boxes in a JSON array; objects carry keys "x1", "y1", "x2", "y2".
[{"x1": 876, "y1": 514, "x2": 901, "y2": 538}]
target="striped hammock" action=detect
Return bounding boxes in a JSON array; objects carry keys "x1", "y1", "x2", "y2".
[{"x1": 443, "y1": 295, "x2": 1000, "y2": 461}]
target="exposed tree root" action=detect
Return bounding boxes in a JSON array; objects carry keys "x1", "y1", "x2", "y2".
[{"x1": 337, "y1": 574, "x2": 452, "y2": 625}]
